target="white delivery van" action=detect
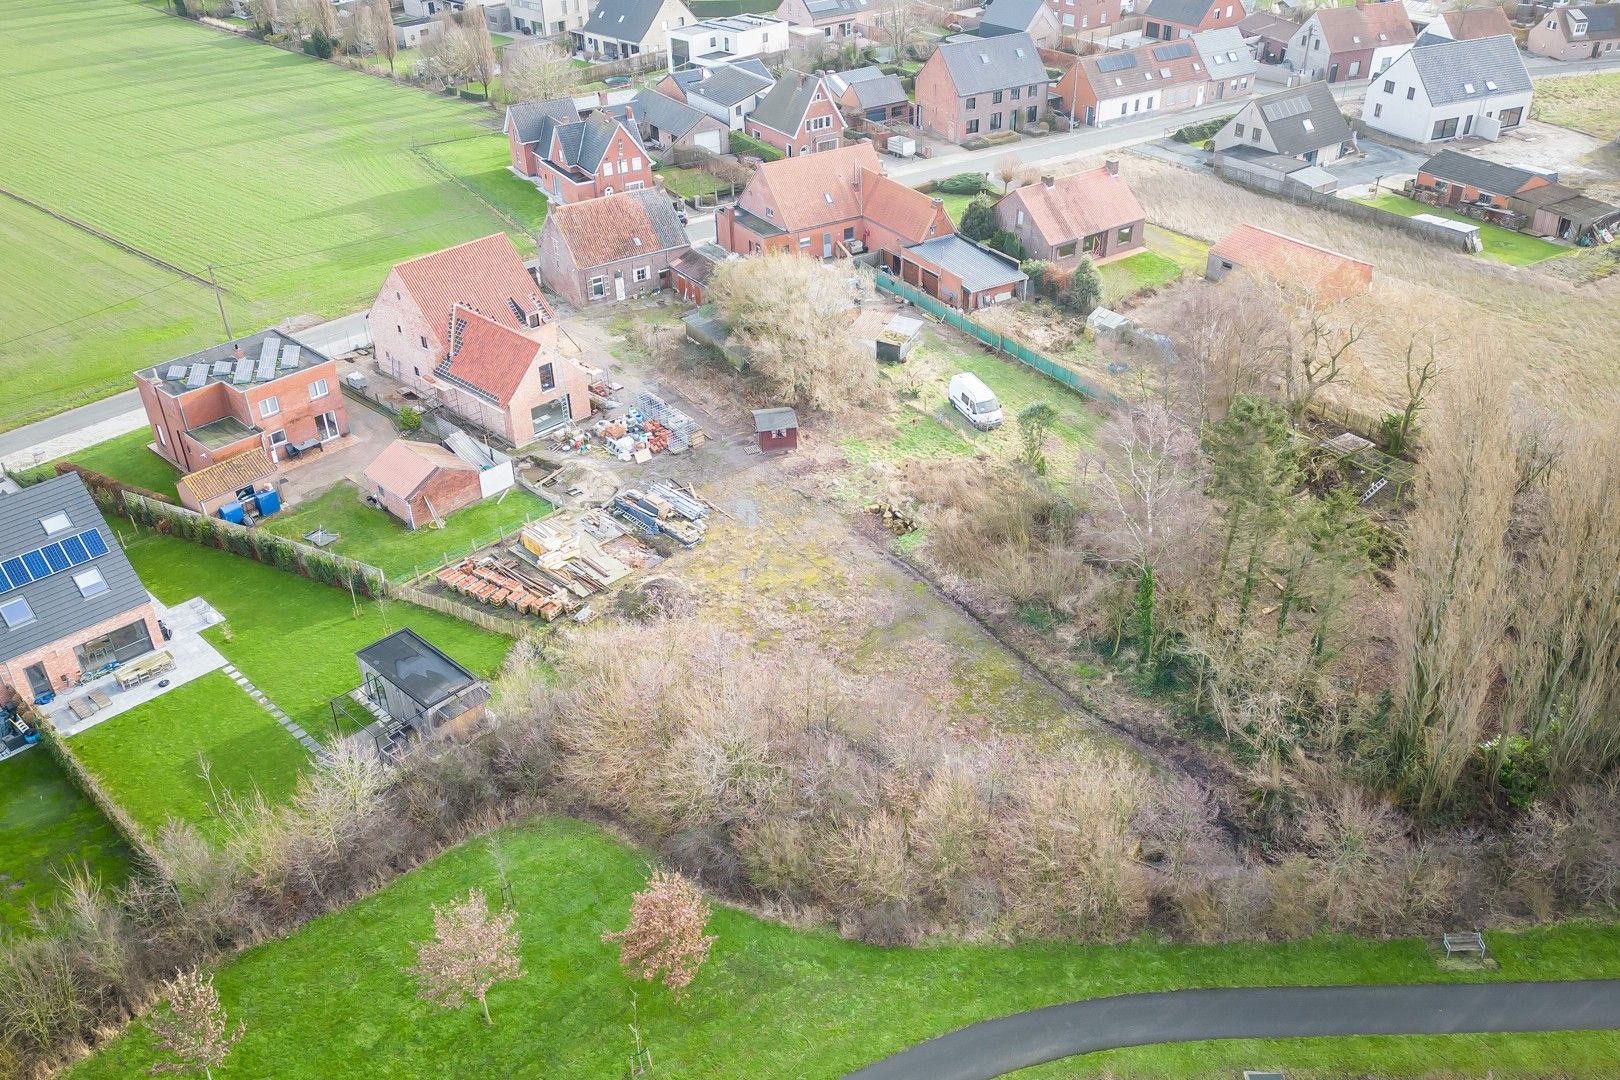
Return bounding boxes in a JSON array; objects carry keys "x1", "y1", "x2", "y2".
[{"x1": 949, "y1": 372, "x2": 1003, "y2": 430}]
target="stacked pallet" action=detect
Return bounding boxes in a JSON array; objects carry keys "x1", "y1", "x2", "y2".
[{"x1": 435, "y1": 559, "x2": 566, "y2": 620}]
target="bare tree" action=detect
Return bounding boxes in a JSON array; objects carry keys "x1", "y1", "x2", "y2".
[
  {"x1": 1163, "y1": 276, "x2": 1287, "y2": 427},
  {"x1": 145, "y1": 968, "x2": 244, "y2": 1080},
  {"x1": 462, "y1": 15, "x2": 499, "y2": 102},
  {"x1": 501, "y1": 39, "x2": 578, "y2": 104},
  {"x1": 866, "y1": 0, "x2": 931, "y2": 54},
  {"x1": 411, "y1": 888, "x2": 524, "y2": 1025},
  {"x1": 995, "y1": 153, "x2": 1023, "y2": 193},
  {"x1": 1277, "y1": 286, "x2": 1365, "y2": 425},
  {"x1": 603, "y1": 870, "x2": 716, "y2": 1000},
  {"x1": 422, "y1": 13, "x2": 473, "y2": 87},
  {"x1": 244, "y1": 0, "x2": 278, "y2": 32},
  {"x1": 367, "y1": 0, "x2": 397, "y2": 74}
]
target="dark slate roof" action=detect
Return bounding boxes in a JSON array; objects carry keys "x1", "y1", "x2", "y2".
[
  {"x1": 634, "y1": 88, "x2": 707, "y2": 138},
  {"x1": 1409, "y1": 35, "x2": 1531, "y2": 105},
  {"x1": 905, "y1": 235, "x2": 1027, "y2": 292},
  {"x1": 506, "y1": 97, "x2": 581, "y2": 147},
  {"x1": 932, "y1": 32, "x2": 1050, "y2": 96},
  {"x1": 1253, "y1": 81, "x2": 1353, "y2": 156},
  {"x1": 135, "y1": 327, "x2": 331, "y2": 396},
  {"x1": 581, "y1": 0, "x2": 669, "y2": 43},
  {"x1": 1419, "y1": 148, "x2": 1538, "y2": 194},
  {"x1": 687, "y1": 61, "x2": 774, "y2": 106},
  {"x1": 1142, "y1": 0, "x2": 1216, "y2": 28},
  {"x1": 550, "y1": 111, "x2": 644, "y2": 175},
  {"x1": 752, "y1": 407, "x2": 799, "y2": 432},
  {"x1": 1559, "y1": 4, "x2": 1620, "y2": 40},
  {"x1": 1193, "y1": 26, "x2": 1257, "y2": 78},
  {"x1": 749, "y1": 71, "x2": 825, "y2": 136},
  {"x1": 356, "y1": 628, "x2": 481, "y2": 710},
  {"x1": 979, "y1": 0, "x2": 1048, "y2": 34},
  {"x1": 0, "y1": 474, "x2": 151, "y2": 665},
  {"x1": 801, "y1": 0, "x2": 870, "y2": 18},
  {"x1": 829, "y1": 65, "x2": 909, "y2": 107}
]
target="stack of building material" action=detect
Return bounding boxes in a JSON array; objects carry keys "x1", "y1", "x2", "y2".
[
  {"x1": 613, "y1": 489, "x2": 706, "y2": 547},
  {"x1": 646, "y1": 481, "x2": 709, "y2": 523},
  {"x1": 435, "y1": 558, "x2": 567, "y2": 619},
  {"x1": 631, "y1": 392, "x2": 705, "y2": 452},
  {"x1": 510, "y1": 521, "x2": 633, "y2": 596}
]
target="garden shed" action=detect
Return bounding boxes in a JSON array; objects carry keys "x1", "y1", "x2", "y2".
[
  {"x1": 363, "y1": 439, "x2": 483, "y2": 531},
  {"x1": 752, "y1": 408, "x2": 799, "y2": 455}
]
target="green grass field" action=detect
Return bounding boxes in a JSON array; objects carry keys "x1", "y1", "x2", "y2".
[
  {"x1": 71, "y1": 672, "x2": 311, "y2": 841},
  {"x1": 1099, "y1": 249, "x2": 1185, "y2": 303},
  {"x1": 70, "y1": 817, "x2": 1620, "y2": 1079},
  {"x1": 0, "y1": 750, "x2": 131, "y2": 933},
  {"x1": 260, "y1": 483, "x2": 552, "y2": 580},
  {"x1": 1530, "y1": 71, "x2": 1620, "y2": 139},
  {"x1": 418, "y1": 136, "x2": 549, "y2": 235},
  {"x1": 0, "y1": 0, "x2": 516, "y2": 432},
  {"x1": 1356, "y1": 193, "x2": 1571, "y2": 267},
  {"x1": 115, "y1": 523, "x2": 513, "y2": 746},
  {"x1": 16, "y1": 429, "x2": 183, "y2": 501}
]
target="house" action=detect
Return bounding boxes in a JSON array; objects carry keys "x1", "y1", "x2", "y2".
[
  {"x1": 893, "y1": 234, "x2": 1028, "y2": 310},
  {"x1": 1238, "y1": 11, "x2": 1300, "y2": 63},
  {"x1": 978, "y1": 0, "x2": 1063, "y2": 48},
  {"x1": 0, "y1": 474, "x2": 163, "y2": 706},
  {"x1": 827, "y1": 66, "x2": 913, "y2": 124},
  {"x1": 393, "y1": 14, "x2": 442, "y2": 48},
  {"x1": 993, "y1": 161, "x2": 1145, "y2": 267},
  {"x1": 1045, "y1": 0, "x2": 1123, "y2": 35},
  {"x1": 657, "y1": 60, "x2": 775, "y2": 130},
  {"x1": 537, "y1": 188, "x2": 692, "y2": 307},
  {"x1": 1142, "y1": 0, "x2": 1245, "y2": 41},
  {"x1": 364, "y1": 440, "x2": 484, "y2": 530},
  {"x1": 1360, "y1": 35, "x2": 1532, "y2": 144},
  {"x1": 136, "y1": 328, "x2": 346, "y2": 482},
  {"x1": 715, "y1": 142, "x2": 952, "y2": 259},
  {"x1": 1287, "y1": 2, "x2": 1415, "y2": 83},
  {"x1": 1418, "y1": 5, "x2": 1515, "y2": 44},
  {"x1": 914, "y1": 32, "x2": 1052, "y2": 142},
  {"x1": 1206, "y1": 224, "x2": 1373, "y2": 300},
  {"x1": 668, "y1": 13, "x2": 791, "y2": 70},
  {"x1": 1414, "y1": 149, "x2": 1620, "y2": 241},
  {"x1": 1048, "y1": 39, "x2": 1211, "y2": 128},
  {"x1": 670, "y1": 242, "x2": 733, "y2": 303},
  {"x1": 632, "y1": 88, "x2": 729, "y2": 160},
  {"x1": 1528, "y1": 3, "x2": 1620, "y2": 61},
  {"x1": 508, "y1": 0, "x2": 591, "y2": 36},
  {"x1": 370, "y1": 234, "x2": 590, "y2": 445},
  {"x1": 1212, "y1": 81, "x2": 1355, "y2": 165},
  {"x1": 745, "y1": 70, "x2": 847, "y2": 156},
  {"x1": 505, "y1": 99, "x2": 654, "y2": 204},
  {"x1": 775, "y1": 0, "x2": 869, "y2": 42},
  {"x1": 1192, "y1": 25, "x2": 1258, "y2": 101},
  {"x1": 573, "y1": 0, "x2": 695, "y2": 59},
  {"x1": 404, "y1": 0, "x2": 512, "y2": 31},
  {"x1": 752, "y1": 407, "x2": 799, "y2": 454},
  {"x1": 346, "y1": 628, "x2": 492, "y2": 759}
]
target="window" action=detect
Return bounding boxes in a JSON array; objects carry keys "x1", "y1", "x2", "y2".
[
  {"x1": 157, "y1": 426, "x2": 167, "y2": 447},
  {"x1": 1011, "y1": 87, "x2": 1021, "y2": 100},
  {"x1": 627, "y1": 180, "x2": 645, "y2": 190},
  {"x1": 420, "y1": 335, "x2": 429, "y2": 349},
  {"x1": 634, "y1": 266, "x2": 650, "y2": 283},
  {"x1": 1374, "y1": 103, "x2": 1383, "y2": 118},
  {"x1": 966, "y1": 96, "x2": 977, "y2": 110},
  {"x1": 1406, "y1": 86, "x2": 1415, "y2": 100},
  {"x1": 1432, "y1": 117, "x2": 1459, "y2": 139},
  {"x1": 40, "y1": 512, "x2": 71, "y2": 535},
  {"x1": 992, "y1": 90, "x2": 1003, "y2": 104},
  {"x1": 1028, "y1": 85, "x2": 1037, "y2": 96},
  {"x1": 1083, "y1": 233, "x2": 1099, "y2": 253},
  {"x1": 1499, "y1": 106, "x2": 1523, "y2": 127},
  {"x1": 0, "y1": 597, "x2": 34, "y2": 628},
  {"x1": 1026, "y1": 105, "x2": 1037, "y2": 123},
  {"x1": 73, "y1": 568, "x2": 108, "y2": 598},
  {"x1": 990, "y1": 111, "x2": 1002, "y2": 130},
  {"x1": 843, "y1": 226, "x2": 856, "y2": 240},
  {"x1": 1234, "y1": 123, "x2": 1245, "y2": 137},
  {"x1": 1117, "y1": 224, "x2": 1133, "y2": 245},
  {"x1": 308, "y1": 378, "x2": 329, "y2": 400},
  {"x1": 1056, "y1": 242, "x2": 1076, "y2": 257},
  {"x1": 966, "y1": 118, "x2": 980, "y2": 134},
  {"x1": 539, "y1": 362, "x2": 555, "y2": 391},
  {"x1": 259, "y1": 396, "x2": 280, "y2": 418},
  {"x1": 1348, "y1": 60, "x2": 1360, "y2": 77},
  {"x1": 1302, "y1": 118, "x2": 1314, "y2": 132},
  {"x1": 799, "y1": 236, "x2": 812, "y2": 249},
  {"x1": 589, "y1": 276, "x2": 606, "y2": 299},
  {"x1": 808, "y1": 115, "x2": 833, "y2": 131},
  {"x1": 1251, "y1": 127, "x2": 1260, "y2": 142}
]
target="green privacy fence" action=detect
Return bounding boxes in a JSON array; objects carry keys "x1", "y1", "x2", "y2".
[{"x1": 874, "y1": 274, "x2": 1125, "y2": 408}]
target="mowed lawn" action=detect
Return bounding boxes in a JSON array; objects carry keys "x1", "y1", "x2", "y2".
[
  {"x1": 1099, "y1": 249, "x2": 1184, "y2": 303},
  {"x1": 20, "y1": 429, "x2": 183, "y2": 501},
  {"x1": 418, "y1": 136, "x2": 548, "y2": 234},
  {"x1": 71, "y1": 672, "x2": 311, "y2": 842},
  {"x1": 71, "y1": 817, "x2": 1620, "y2": 1079},
  {"x1": 0, "y1": 749, "x2": 131, "y2": 933},
  {"x1": 260, "y1": 483, "x2": 552, "y2": 580},
  {"x1": 1355, "y1": 193, "x2": 1571, "y2": 266},
  {"x1": 115, "y1": 524, "x2": 513, "y2": 747},
  {"x1": 0, "y1": 0, "x2": 514, "y2": 431},
  {"x1": 1530, "y1": 71, "x2": 1620, "y2": 139}
]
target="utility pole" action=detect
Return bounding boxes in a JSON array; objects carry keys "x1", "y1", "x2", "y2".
[{"x1": 207, "y1": 264, "x2": 234, "y2": 341}]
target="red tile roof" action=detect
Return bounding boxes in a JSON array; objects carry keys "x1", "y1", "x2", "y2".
[
  {"x1": 858, "y1": 169, "x2": 953, "y2": 245},
  {"x1": 388, "y1": 234, "x2": 553, "y2": 355},
  {"x1": 364, "y1": 439, "x2": 474, "y2": 499},
  {"x1": 178, "y1": 449, "x2": 276, "y2": 504},
  {"x1": 433, "y1": 305, "x2": 546, "y2": 405},
  {"x1": 1077, "y1": 39, "x2": 1210, "y2": 97},
  {"x1": 1312, "y1": 2, "x2": 1415, "y2": 54},
  {"x1": 751, "y1": 143, "x2": 882, "y2": 232},
  {"x1": 1001, "y1": 165, "x2": 1145, "y2": 245},
  {"x1": 1210, "y1": 224, "x2": 1373, "y2": 301},
  {"x1": 1440, "y1": 6, "x2": 1512, "y2": 39},
  {"x1": 544, "y1": 188, "x2": 689, "y2": 270}
]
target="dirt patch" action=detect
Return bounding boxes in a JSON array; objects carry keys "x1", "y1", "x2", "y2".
[{"x1": 1463, "y1": 120, "x2": 1620, "y2": 204}]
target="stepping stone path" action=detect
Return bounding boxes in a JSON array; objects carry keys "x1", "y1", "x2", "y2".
[{"x1": 221, "y1": 663, "x2": 332, "y2": 766}]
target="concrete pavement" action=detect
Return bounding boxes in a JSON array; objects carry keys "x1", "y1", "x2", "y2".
[{"x1": 846, "y1": 980, "x2": 1620, "y2": 1080}]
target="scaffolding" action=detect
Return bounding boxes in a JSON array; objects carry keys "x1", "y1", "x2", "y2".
[{"x1": 631, "y1": 391, "x2": 702, "y2": 453}]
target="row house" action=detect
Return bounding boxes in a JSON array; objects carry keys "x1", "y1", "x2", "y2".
[
  {"x1": 1048, "y1": 39, "x2": 1210, "y2": 127},
  {"x1": 1287, "y1": 1, "x2": 1415, "y2": 83},
  {"x1": 505, "y1": 99, "x2": 654, "y2": 203},
  {"x1": 537, "y1": 188, "x2": 693, "y2": 307},
  {"x1": 1044, "y1": 0, "x2": 1122, "y2": 35},
  {"x1": 978, "y1": 0, "x2": 1063, "y2": 49},
  {"x1": 1528, "y1": 3, "x2": 1620, "y2": 61},
  {"x1": 1415, "y1": 6, "x2": 1514, "y2": 45},
  {"x1": 827, "y1": 66, "x2": 913, "y2": 123},
  {"x1": 573, "y1": 0, "x2": 694, "y2": 58},
  {"x1": 775, "y1": 0, "x2": 868, "y2": 42},
  {"x1": 745, "y1": 70, "x2": 847, "y2": 156},
  {"x1": 914, "y1": 32, "x2": 1052, "y2": 143}
]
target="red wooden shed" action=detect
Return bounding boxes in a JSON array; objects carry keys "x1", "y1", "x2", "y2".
[{"x1": 752, "y1": 407, "x2": 799, "y2": 455}]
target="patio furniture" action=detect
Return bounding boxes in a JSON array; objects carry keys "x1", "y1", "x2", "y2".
[
  {"x1": 88, "y1": 688, "x2": 113, "y2": 710},
  {"x1": 115, "y1": 650, "x2": 176, "y2": 689},
  {"x1": 68, "y1": 697, "x2": 98, "y2": 721}
]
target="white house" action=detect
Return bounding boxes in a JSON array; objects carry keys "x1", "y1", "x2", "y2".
[
  {"x1": 1359, "y1": 35, "x2": 1532, "y2": 145},
  {"x1": 667, "y1": 13, "x2": 791, "y2": 71},
  {"x1": 574, "y1": 0, "x2": 696, "y2": 59},
  {"x1": 508, "y1": 0, "x2": 591, "y2": 37},
  {"x1": 1213, "y1": 81, "x2": 1355, "y2": 165},
  {"x1": 664, "y1": 60, "x2": 776, "y2": 130}
]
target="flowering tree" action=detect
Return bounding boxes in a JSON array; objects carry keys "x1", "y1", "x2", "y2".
[
  {"x1": 145, "y1": 968, "x2": 244, "y2": 1080},
  {"x1": 411, "y1": 889, "x2": 524, "y2": 1026},
  {"x1": 602, "y1": 870, "x2": 716, "y2": 1000}
]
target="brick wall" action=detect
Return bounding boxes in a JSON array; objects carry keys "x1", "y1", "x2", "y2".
[
  {"x1": 0, "y1": 602, "x2": 163, "y2": 699},
  {"x1": 370, "y1": 268, "x2": 444, "y2": 394}
]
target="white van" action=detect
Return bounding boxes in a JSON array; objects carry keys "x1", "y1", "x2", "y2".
[{"x1": 949, "y1": 372, "x2": 1003, "y2": 430}]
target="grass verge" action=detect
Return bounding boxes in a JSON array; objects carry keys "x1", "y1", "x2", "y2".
[
  {"x1": 1529, "y1": 71, "x2": 1620, "y2": 139},
  {"x1": 15, "y1": 429, "x2": 183, "y2": 501},
  {"x1": 418, "y1": 136, "x2": 549, "y2": 235},
  {"x1": 0, "y1": 750, "x2": 131, "y2": 933}
]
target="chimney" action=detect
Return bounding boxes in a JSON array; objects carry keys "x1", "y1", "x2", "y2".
[
  {"x1": 931, "y1": 196, "x2": 944, "y2": 207},
  {"x1": 1041, "y1": 174, "x2": 1055, "y2": 187},
  {"x1": 1105, "y1": 158, "x2": 1120, "y2": 176},
  {"x1": 232, "y1": 345, "x2": 245, "y2": 359}
]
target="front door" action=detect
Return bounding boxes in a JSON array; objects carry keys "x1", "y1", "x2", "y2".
[
  {"x1": 268, "y1": 429, "x2": 288, "y2": 462},
  {"x1": 24, "y1": 663, "x2": 52, "y2": 699},
  {"x1": 822, "y1": 232, "x2": 833, "y2": 257},
  {"x1": 1328, "y1": 62, "x2": 1339, "y2": 82},
  {"x1": 614, "y1": 271, "x2": 626, "y2": 300},
  {"x1": 315, "y1": 411, "x2": 340, "y2": 441}
]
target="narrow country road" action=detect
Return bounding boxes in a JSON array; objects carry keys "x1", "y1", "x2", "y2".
[{"x1": 845, "y1": 980, "x2": 1620, "y2": 1080}]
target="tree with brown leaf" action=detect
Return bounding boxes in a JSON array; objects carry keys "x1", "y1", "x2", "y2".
[
  {"x1": 145, "y1": 968, "x2": 244, "y2": 1080},
  {"x1": 411, "y1": 888, "x2": 524, "y2": 1025},
  {"x1": 603, "y1": 870, "x2": 716, "y2": 1000}
]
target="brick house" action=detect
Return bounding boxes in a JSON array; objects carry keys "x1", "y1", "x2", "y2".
[
  {"x1": 1238, "y1": 12, "x2": 1301, "y2": 63},
  {"x1": 363, "y1": 439, "x2": 483, "y2": 530},
  {"x1": 1141, "y1": 0, "x2": 1245, "y2": 40},
  {"x1": 669, "y1": 242, "x2": 732, "y2": 303},
  {"x1": 914, "y1": 32, "x2": 1051, "y2": 142},
  {"x1": 1287, "y1": 1, "x2": 1415, "y2": 83},
  {"x1": 826, "y1": 66, "x2": 912, "y2": 123},
  {"x1": 505, "y1": 100, "x2": 654, "y2": 204},
  {"x1": 774, "y1": 0, "x2": 866, "y2": 42},
  {"x1": 993, "y1": 161, "x2": 1146, "y2": 267},
  {"x1": 1413, "y1": 149, "x2": 1620, "y2": 241},
  {"x1": 136, "y1": 327, "x2": 346, "y2": 479},
  {"x1": 1045, "y1": 0, "x2": 1122, "y2": 35},
  {"x1": 745, "y1": 70, "x2": 847, "y2": 156},
  {"x1": 1046, "y1": 40, "x2": 1210, "y2": 128},
  {"x1": 715, "y1": 142, "x2": 952, "y2": 260},
  {"x1": 978, "y1": 0, "x2": 1063, "y2": 48},
  {"x1": 0, "y1": 474, "x2": 162, "y2": 705},
  {"x1": 631, "y1": 88, "x2": 729, "y2": 160},
  {"x1": 1422, "y1": 6, "x2": 1514, "y2": 43},
  {"x1": 893, "y1": 235, "x2": 1028, "y2": 310},
  {"x1": 536, "y1": 188, "x2": 692, "y2": 307},
  {"x1": 1528, "y1": 3, "x2": 1620, "y2": 62},
  {"x1": 370, "y1": 234, "x2": 589, "y2": 445},
  {"x1": 572, "y1": 0, "x2": 695, "y2": 58},
  {"x1": 1206, "y1": 224, "x2": 1373, "y2": 301}
]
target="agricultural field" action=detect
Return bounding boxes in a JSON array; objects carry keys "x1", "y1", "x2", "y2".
[
  {"x1": 0, "y1": 0, "x2": 518, "y2": 432},
  {"x1": 0, "y1": 750, "x2": 131, "y2": 934},
  {"x1": 1530, "y1": 71, "x2": 1620, "y2": 140},
  {"x1": 70, "y1": 817, "x2": 1620, "y2": 1079}
]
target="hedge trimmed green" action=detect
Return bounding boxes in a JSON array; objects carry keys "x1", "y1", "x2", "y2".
[{"x1": 729, "y1": 130, "x2": 783, "y2": 161}]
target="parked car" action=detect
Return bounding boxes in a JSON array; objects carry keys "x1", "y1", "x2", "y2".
[{"x1": 949, "y1": 372, "x2": 1003, "y2": 430}]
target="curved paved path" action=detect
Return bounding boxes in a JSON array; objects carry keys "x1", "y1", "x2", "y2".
[{"x1": 846, "y1": 981, "x2": 1620, "y2": 1080}]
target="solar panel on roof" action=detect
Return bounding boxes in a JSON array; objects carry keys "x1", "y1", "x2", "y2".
[
  {"x1": 1152, "y1": 42, "x2": 1192, "y2": 60},
  {"x1": 22, "y1": 550, "x2": 49, "y2": 579},
  {"x1": 1260, "y1": 93, "x2": 1311, "y2": 121},
  {"x1": 2, "y1": 558, "x2": 31, "y2": 588},
  {"x1": 42, "y1": 544, "x2": 70, "y2": 574},
  {"x1": 80, "y1": 528, "x2": 109, "y2": 558},
  {"x1": 280, "y1": 344, "x2": 302, "y2": 370},
  {"x1": 187, "y1": 363, "x2": 208, "y2": 389},
  {"x1": 62, "y1": 534, "x2": 89, "y2": 565},
  {"x1": 165, "y1": 365, "x2": 187, "y2": 381},
  {"x1": 232, "y1": 357, "x2": 252, "y2": 384},
  {"x1": 212, "y1": 360, "x2": 233, "y2": 376},
  {"x1": 1095, "y1": 52, "x2": 1136, "y2": 72}
]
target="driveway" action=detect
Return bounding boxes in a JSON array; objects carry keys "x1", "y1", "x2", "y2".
[{"x1": 846, "y1": 980, "x2": 1620, "y2": 1080}]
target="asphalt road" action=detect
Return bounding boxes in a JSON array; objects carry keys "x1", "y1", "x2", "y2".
[{"x1": 845, "y1": 981, "x2": 1620, "y2": 1080}]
